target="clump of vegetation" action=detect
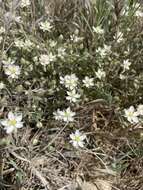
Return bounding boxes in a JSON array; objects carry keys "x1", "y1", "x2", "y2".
[{"x1": 0, "y1": 0, "x2": 143, "y2": 189}]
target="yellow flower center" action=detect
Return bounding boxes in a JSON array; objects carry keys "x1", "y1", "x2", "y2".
[
  {"x1": 128, "y1": 112, "x2": 133, "y2": 117},
  {"x1": 10, "y1": 67, "x2": 16, "y2": 74},
  {"x1": 74, "y1": 136, "x2": 81, "y2": 142},
  {"x1": 8, "y1": 119, "x2": 17, "y2": 126}
]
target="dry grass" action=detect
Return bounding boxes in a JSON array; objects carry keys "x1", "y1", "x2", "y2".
[{"x1": 1, "y1": 102, "x2": 143, "y2": 189}]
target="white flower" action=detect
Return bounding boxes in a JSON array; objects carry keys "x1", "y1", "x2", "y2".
[
  {"x1": 57, "y1": 47, "x2": 66, "y2": 58},
  {"x1": 24, "y1": 39, "x2": 34, "y2": 49},
  {"x1": 103, "y1": 44, "x2": 111, "y2": 53},
  {"x1": 123, "y1": 59, "x2": 131, "y2": 70},
  {"x1": 15, "y1": 39, "x2": 24, "y2": 48},
  {"x1": 66, "y1": 89, "x2": 80, "y2": 103},
  {"x1": 83, "y1": 76, "x2": 94, "y2": 88},
  {"x1": 0, "y1": 82, "x2": 5, "y2": 89},
  {"x1": 60, "y1": 107, "x2": 75, "y2": 122},
  {"x1": 0, "y1": 27, "x2": 5, "y2": 34},
  {"x1": 96, "y1": 44, "x2": 111, "y2": 57},
  {"x1": 70, "y1": 130, "x2": 86, "y2": 148},
  {"x1": 20, "y1": 0, "x2": 31, "y2": 7},
  {"x1": 49, "y1": 40, "x2": 57, "y2": 47},
  {"x1": 0, "y1": 112, "x2": 23, "y2": 134},
  {"x1": 119, "y1": 74, "x2": 126, "y2": 80},
  {"x1": 93, "y1": 26, "x2": 104, "y2": 34},
  {"x1": 53, "y1": 109, "x2": 63, "y2": 121},
  {"x1": 137, "y1": 105, "x2": 143, "y2": 116},
  {"x1": 60, "y1": 74, "x2": 78, "y2": 90},
  {"x1": 124, "y1": 106, "x2": 139, "y2": 123},
  {"x1": 95, "y1": 69, "x2": 106, "y2": 80},
  {"x1": 39, "y1": 21, "x2": 53, "y2": 32},
  {"x1": 70, "y1": 34, "x2": 83, "y2": 43},
  {"x1": 2, "y1": 59, "x2": 14, "y2": 66},
  {"x1": 54, "y1": 107, "x2": 75, "y2": 122},
  {"x1": 4, "y1": 64, "x2": 21, "y2": 79},
  {"x1": 135, "y1": 10, "x2": 143, "y2": 17},
  {"x1": 39, "y1": 53, "x2": 56, "y2": 66},
  {"x1": 114, "y1": 31, "x2": 124, "y2": 43}
]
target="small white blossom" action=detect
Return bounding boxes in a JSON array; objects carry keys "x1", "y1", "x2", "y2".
[
  {"x1": 54, "y1": 107, "x2": 75, "y2": 122},
  {"x1": 39, "y1": 21, "x2": 53, "y2": 32},
  {"x1": 0, "y1": 82, "x2": 5, "y2": 89},
  {"x1": 124, "y1": 106, "x2": 139, "y2": 123},
  {"x1": 60, "y1": 107, "x2": 75, "y2": 122},
  {"x1": 57, "y1": 47, "x2": 66, "y2": 58},
  {"x1": 60, "y1": 74, "x2": 78, "y2": 90},
  {"x1": 24, "y1": 39, "x2": 34, "y2": 49},
  {"x1": 70, "y1": 130, "x2": 86, "y2": 148},
  {"x1": 66, "y1": 89, "x2": 80, "y2": 103},
  {"x1": 0, "y1": 112, "x2": 23, "y2": 134},
  {"x1": 4, "y1": 64, "x2": 21, "y2": 79},
  {"x1": 135, "y1": 10, "x2": 143, "y2": 17},
  {"x1": 39, "y1": 53, "x2": 56, "y2": 66},
  {"x1": 95, "y1": 69, "x2": 106, "y2": 80},
  {"x1": 114, "y1": 31, "x2": 124, "y2": 43},
  {"x1": 49, "y1": 40, "x2": 57, "y2": 47},
  {"x1": 93, "y1": 26, "x2": 104, "y2": 34},
  {"x1": 0, "y1": 27, "x2": 5, "y2": 34},
  {"x1": 103, "y1": 44, "x2": 111, "y2": 53},
  {"x1": 53, "y1": 109, "x2": 63, "y2": 121},
  {"x1": 70, "y1": 34, "x2": 83, "y2": 42},
  {"x1": 123, "y1": 59, "x2": 131, "y2": 70},
  {"x1": 15, "y1": 39, "x2": 24, "y2": 48},
  {"x1": 83, "y1": 76, "x2": 94, "y2": 88},
  {"x1": 137, "y1": 105, "x2": 143, "y2": 116},
  {"x1": 20, "y1": 0, "x2": 31, "y2": 8},
  {"x1": 96, "y1": 44, "x2": 111, "y2": 57},
  {"x1": 119, "y1": 74, "x2": 126, "y2": 80}
]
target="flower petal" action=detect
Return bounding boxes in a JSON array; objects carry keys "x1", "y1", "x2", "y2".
[
  {"x1": 8, "y1": 112, "x2": 15, "y2": 120},
  {"x1": 1, "y1": 120, "x2": 8, "y2": 127},
  {"x1": 5, "y1": 126, "x2": 14, "y2": 134},
  {"x1": 16, "y1": 122, "x2": 23, "y2": 128}
]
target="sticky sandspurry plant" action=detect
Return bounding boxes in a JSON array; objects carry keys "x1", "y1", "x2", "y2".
[
  {"x1": 0, "y1": 111, "x2": 23, "y2": 134},
  {"x1": 0, "y1": 0, "x2": 143, "y2": 133}
]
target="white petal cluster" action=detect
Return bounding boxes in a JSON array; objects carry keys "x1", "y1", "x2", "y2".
[
  {"x1": 93, "y1": 26, "x2": 104, "y2": 34},
  {"x1": 95, "y1": 69, "x2": 106, "y2": 80},
  {"x1": 39, "y1": 21, "x2": 53, "y2": 32},
  {"x1": 0, "y1": 112, "x2": 23, "y2": 134},
  {"x1": 15, "y1": 39, "x2": 24, "y2": 48},
  {"x1": 124, "y1": 105, "x2": 143, "y2": 124},
  {"x1": 123, "y1": 59, "x2": 131, "y2": 70},
  {"x1": 66, "y1": 89, "x2": 80, "y2": 103},
  {"x1": 137, "y1": 105, "x2": 143, "y2": 116},
  {"x1": 40, "y1": 53, "x2": 56, "y2": 66},
  {"x1": 60, "y1": 74, "x2": 78, "y2": 90},
  {"x1": 70, "y1": 34, "x2": 83, "y2": 43},
  {"x1": 114, "y1": 31, "x2": 124, "y2": 43},
  {"x1": 96, "y1": 44, "x2": 111, "y2": 57},
  {"x1": 83, "y1": 76, "x2": 94, "y2": 88},
  {"x1": 134, "y1": 3, "x2": 143, "y2": 17},
  {"x1": 0, "y1": 27, "x2": 5, "y2": 34},
  {"x1": 14, "y1": 39, "x2": 33, "y2": 50},
  {"x1": 135, "y1": 10, "x2": 143, "y2": 17},
  {"x1": 0, "y1": 82, "x2": 5, "y2": 89},
  {"x1": 57, "y1": 47, "x2": 66, "y2": 59},
  {"x1": 20, "y1": 0, "x2": 31, "y2": 8},
  {"x1": 70, "y1": 130, "x2": 86, "y2": 148},
  {"x1": 53, "y1": 107, "x2": 75, "y2": 122},
  {"x1": 124, "y1": 106, "x2": 138, "y2": 123},
  {"x1": 4, "y1": 62, "x2": 21, "y2": 79}
]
